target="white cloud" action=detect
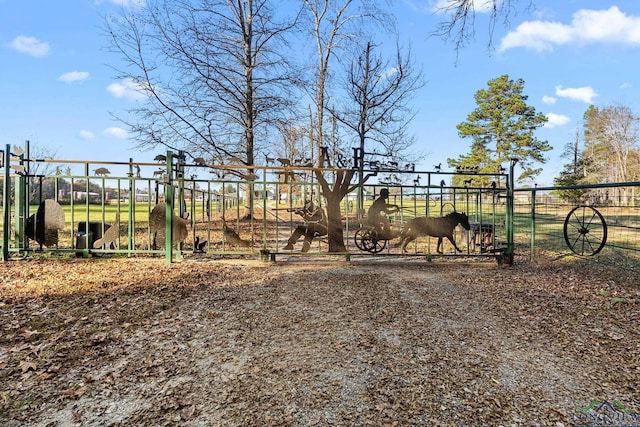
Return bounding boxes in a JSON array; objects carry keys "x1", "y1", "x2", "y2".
[
  {"x1": 499, "y1": 6, "x2": 640, "y2": 52},
  {"x1": 542, "y1": 95, "x2": 556, "y2": 104},
  {"x1": 620, "y1": 82, "x2": 632, "y2": 89},
  {"x1": 380, "y1": 67, "x2": 399, "y2": 80},
  {"x1": 106, "y1": 79, "x2": 149, "y2": 101},
  {"x1": 544, "y1": 113, "x2": 571, "y2": 128},
  {"x1": 58, "y1": 71, "x2": 90, "y2": 83},
  {"x1": 499, "y1": 21, "x2": 572, "y2": 52},
  {"x1": 432, "y1": 0, "x2": 499, "y2": 14},
  {"x1": 8, "y1": 35, "x2": 50, "y2": 57},
  {"x1": 79, "y1": 130, "x2": 95, "y2": 139},
  {"x1": 555, "y1": 85, "x2": 597, "y2": 103},
  {"x1": 103, "y1": 127, "x2": 129, "y2": 139},
  {"x1": 106, "y1": 0, "x2": 146, "y2": 7}
]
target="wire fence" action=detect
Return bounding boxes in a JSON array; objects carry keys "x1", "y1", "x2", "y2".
[
  {"x1": 2, "y1": 145, "x2": 639, "y2": 266},
  {"x1": 514, "y1": 183, "x2": 640, "y2": 267}
]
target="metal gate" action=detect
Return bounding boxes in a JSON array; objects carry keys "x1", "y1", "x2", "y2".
[{"x1": 1, "y1": 144, "x2": 516, "y2": 264}]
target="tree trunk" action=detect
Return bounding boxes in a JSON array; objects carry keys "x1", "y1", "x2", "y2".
[
  {"x1": 314, "y1": 168, "x2": 356, "y2": 252},
  {"x1": 324, "y1": 190, "x2": 346, "y2": 252}
]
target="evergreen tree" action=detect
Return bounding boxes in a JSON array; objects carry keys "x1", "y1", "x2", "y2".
[
  {"x1": 450, "y1": 75, "x2": 551, "y2": 184},
  {"x1": 553, "y1": 127, "x2": 586, "y2": 203},
  {"x1": 553, "y1": 164, "x2": 586, "y2": 204}
]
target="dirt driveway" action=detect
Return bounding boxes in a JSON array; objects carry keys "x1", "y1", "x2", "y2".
[{"x1": 1, "y1": 256, "x2": 638, "y2": 426}]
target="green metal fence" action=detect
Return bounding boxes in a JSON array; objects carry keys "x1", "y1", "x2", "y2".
[
  {"x1": 9, "y1": 144, "x2": 604, "y2": 265},
  {"x1": 514, "y1": 182, "x2": 640, "y2": 263}
]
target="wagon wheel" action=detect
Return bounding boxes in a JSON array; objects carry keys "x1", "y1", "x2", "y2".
[
  {"x1": 354, "y1": 228, "x2": 387, "y2": 253},
  {"x1": 563, "y1": 205, "x2": 607, "y2": 256},
  {"x1": 353, "y1": 228, "x2": 367, "y2": 251},
  {"x1": 365, "y1": 233, "x2": 387, "y2": 253}
]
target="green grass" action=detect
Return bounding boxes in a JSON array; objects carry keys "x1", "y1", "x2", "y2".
[
  {"x1": 26, "y1": 203, "x2": 151, "y2": 229},
  {"x1": 2, "y1": 192, "x2": 636, "y2": 263}
]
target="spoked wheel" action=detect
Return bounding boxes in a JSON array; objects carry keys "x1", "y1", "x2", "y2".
[
  {"x1": 354, "y1": 228, "x2": 367, "y2": 251},
  {"x1": 563, "y1": 205, "x2": 607, "y2": 256},
  {"x1": 354, "y1": 228, "x2": 387, "y2": 253},
  {"x1": 364, "y1": 234, "x2": 387, "y2": 253}
]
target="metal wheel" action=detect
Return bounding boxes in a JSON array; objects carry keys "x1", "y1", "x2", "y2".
[
  {"x1": 563, "y1": 205, "x2": 607, "y2": 256},
  {"x1": 364, "y1": 233, "x2": 387, "y2": 253},
  {"x1": 354, "y1": 228, "x2": 387, "y2": 253},
  {"x1": 354, "y1": 228, "x2": 367, "y2": 251}
]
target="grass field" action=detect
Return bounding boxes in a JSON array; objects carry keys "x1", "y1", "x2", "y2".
[{"x1": 1, "y1": 191, "x2": 639, "y2": 263}]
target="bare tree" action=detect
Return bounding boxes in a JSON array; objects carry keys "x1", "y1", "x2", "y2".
[
  {"x1": 23, "y1": 144, "x2": 59, "y2": 204},
  {"x1": 105, "y1": 0, "x2": 300, "y2": 217},
  {"x1": 301, "y1": 0, "x2": 393, "y2": 166},
  {"x1": 332, "y1": 40, "x2": 422, "y2": 207},
  {"x1": 583, "y1": 103, "x2": 640, "y2": 203},
  {"x1": 277, "y1": 123, "x2": 309, "y2": 168},
  {"x1": 584, "y1": 104, "x2": 639, "y2": 182},
  {"x1": 303, "y1": 41, "x2": 422, "y2": 250},
  {"x1": 274, "y1": 123, "x2": 310, "y2": 202}
]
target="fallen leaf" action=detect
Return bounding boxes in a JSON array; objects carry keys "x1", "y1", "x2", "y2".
[
  {"x1": 181, "y1": 405, "x2": 196, "y2": 420},
  {"x1": 21, "y1": 329, "x2": 39, "y2": 339},
  {"x1": 8, "y1": 343, "x2": 31, "y2": 353},
  {"x1": 90, "y1": 333, "x2": 108, "y2": 343},
  {"x1": 18, "y1": 360, "x2": 37, "y2": 373}
]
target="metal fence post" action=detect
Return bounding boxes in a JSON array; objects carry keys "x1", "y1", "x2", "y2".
[
  {"x1": 505, "y1": 159, "x2": 518, "y2": 264},
  {"x1": 262, "y1": 170, "x2": 268, "y2": 253},
  {"x1": 14, "y1": 147, "x2": 25, "y2": 252},
  {"x1": 128, "y1": 159, "x2": 135, "y2": 257},
  {"x1": 165, "y1": 151, "x2": 174, "y2": 264},
  {"x1": 84, "y1": 163, "x2": 90, "y2": 251},
  {"x1": 2, "y1": 145, "x2": 11, "y2": 261},
  {"x1": 530, "y1": 188, "x2": 536, "y2": 260}
]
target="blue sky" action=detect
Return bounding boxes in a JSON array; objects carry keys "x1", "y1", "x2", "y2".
[{"x1": 1, "y1": 0, "x2": 639, "y2": 186}]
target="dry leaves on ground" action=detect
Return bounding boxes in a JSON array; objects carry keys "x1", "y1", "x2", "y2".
[{"x1": 0, "y1": 254, "x2": 638, "y2": 426}]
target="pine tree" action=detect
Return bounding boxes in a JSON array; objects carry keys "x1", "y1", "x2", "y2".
[
  {"x1": 451, "y1": 75, "x2": 551, "y2": 184},
  {"x1": 553, "y1": 127, "x2": 586, "y2": 203}
]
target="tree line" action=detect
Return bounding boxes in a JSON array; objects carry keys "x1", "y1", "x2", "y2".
[{"x1": 554, "y1": 103, "x2": 640, "y2": 204}]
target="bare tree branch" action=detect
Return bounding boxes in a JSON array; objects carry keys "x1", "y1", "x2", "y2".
[
  {"x1": 104, "y1": 0, "x2": 301, "y2": 169},
  {"x1": 301, "y1": 0, "x2": 395, "y2": 166},
  {"x1": 432, "y1": 0, "x2": 533, "y2": 56},
  {"x1": 332, "y1": 40, "x2": 423, "y2": 182}
]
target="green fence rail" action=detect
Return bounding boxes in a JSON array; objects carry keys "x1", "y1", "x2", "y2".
[
  {"x1": 515, "y1": 182, "x2": 640, "y2": 262},
  {"x1": 5, "y1": 143, "x2": 588, "y2": 265}
]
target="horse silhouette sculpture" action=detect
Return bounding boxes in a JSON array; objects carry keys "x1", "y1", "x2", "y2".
[{"x1": 398, "y1": 211, "x2": 471, "y2": 254}]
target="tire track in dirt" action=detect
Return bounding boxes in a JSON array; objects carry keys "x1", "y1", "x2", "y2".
[{"x1": 1, "y1": 260, "x2": 636, "y2": 426}]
